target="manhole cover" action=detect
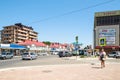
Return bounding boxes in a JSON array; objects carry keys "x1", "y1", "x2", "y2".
[{"x1": 42, "y1": 70, "x2": 52, "y2": 73}]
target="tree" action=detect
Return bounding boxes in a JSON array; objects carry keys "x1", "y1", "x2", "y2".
[{"x1": 43, "y1": 41, "x2": 51, "y2": 46}]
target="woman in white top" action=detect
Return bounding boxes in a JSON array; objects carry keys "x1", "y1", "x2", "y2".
[{"x1": 99, "y1": 49, "x2": 106, "y2": 68}]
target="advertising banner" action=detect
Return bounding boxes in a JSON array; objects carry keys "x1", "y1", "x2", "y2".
[{"x1": 99, "y1": 29, "x2": 116, "y2": 45}]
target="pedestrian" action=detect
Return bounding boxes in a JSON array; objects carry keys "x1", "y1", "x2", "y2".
[{"x1": 99, "y1": 48, "x2": 106, "y2": 68}]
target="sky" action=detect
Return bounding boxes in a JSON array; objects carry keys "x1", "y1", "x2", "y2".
[{"x1": 0, "y1": 0, "x2": 120, "y2": 47}]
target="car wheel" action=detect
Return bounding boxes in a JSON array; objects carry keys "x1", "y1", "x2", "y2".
[
  {"x1": 10, "y1": 56, "x2": 13, "y2": 59},
  {"x1": 59, "y1": 56, "x2": 62, "y2": 58},
  {"x1": 113, "y1": 55, "x2": 116, "y2": 58}
]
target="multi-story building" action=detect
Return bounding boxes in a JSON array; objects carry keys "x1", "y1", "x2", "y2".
[
  {"x1": 0, "y1": 30, "x2": 1, "y2": 43},
  {"x1": 1, "y1": 23, "x2": 38, "y2": 44},
  {"x1": 94, "y1": 10, "x2": 120, "y2": 53}
]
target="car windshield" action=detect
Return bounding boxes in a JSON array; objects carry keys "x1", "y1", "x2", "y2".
[
  {"x1": 23, "y1": 53, "x2": 29, "y2": 55},
  {"x1": 30, "y1": 53, "x2": 35, "y2": 55},
  {"x1": 7, "y1": 53, "x2": 12, "y2": 54},
  {"x1": 110, "y1": 52, "x2": 116, "y2": 54}
]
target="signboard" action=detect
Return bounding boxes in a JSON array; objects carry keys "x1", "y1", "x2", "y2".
[
  {"x1": 0, "y1": 44, "x2": 10, "y2": 48},
  {"x1": 99, "y1": 29, "x2": 116, "y2": 45},
  {"x1": 95, "y1": 10, "x2": 120, "y2": 17}
]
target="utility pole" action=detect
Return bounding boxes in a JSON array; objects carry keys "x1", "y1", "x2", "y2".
[{"x1": 75, "y1": 36, "x2": 78, "y2": 59}]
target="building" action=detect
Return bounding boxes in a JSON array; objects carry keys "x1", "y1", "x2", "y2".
[
  {"x1": 94, "y1": 10, "x2": 120, "y2": 53},
  {"x1": 0, "y1": 30, "x2": 1, "y2": 43},
  {"x1": 1, "y1": 23, "x2": 38, "y2": 44}
]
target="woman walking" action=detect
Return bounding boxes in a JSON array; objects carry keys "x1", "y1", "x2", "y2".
[{"x1": 99, "y1": 49, "x2": 106, "y2": 68}]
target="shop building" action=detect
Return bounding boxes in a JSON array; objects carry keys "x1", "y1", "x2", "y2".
[{"x1": 94, "y1": 10, "x2": 120, "y2": 53}]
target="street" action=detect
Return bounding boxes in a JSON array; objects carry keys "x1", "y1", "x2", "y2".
[
  {"x1": 0, "y1": 55, "x2": 120, "y2": 69},
  {"x1": 0, "y1": 55, "x2": 120, "y2": 80}
]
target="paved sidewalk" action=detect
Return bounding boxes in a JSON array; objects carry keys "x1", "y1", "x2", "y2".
[{"x1": 0, "y1": 63, "x2": 120, "y2": 80}]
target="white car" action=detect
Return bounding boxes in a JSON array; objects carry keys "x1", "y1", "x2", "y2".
[
  {"x1": 22, "y1": 52, "x2": 37, "y2": 60},
  {"x1": 37, "y1": 52, "x2": 49, "y2": 56},
  {"x1": 108, "y1": 51, "x2": 118, "y2": 58}
]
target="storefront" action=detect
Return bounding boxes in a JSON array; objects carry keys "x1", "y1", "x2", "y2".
[{"x1": 0, "y1": 44, "x2": 26, "y2": 55}]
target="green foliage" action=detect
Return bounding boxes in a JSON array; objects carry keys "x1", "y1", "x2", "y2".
[
  {"x1": 80, "y1": 55, "x2": 85, "y2": 58},
  {"x1": 43, "y1": 41, "x2": 51, "y2": 46}
]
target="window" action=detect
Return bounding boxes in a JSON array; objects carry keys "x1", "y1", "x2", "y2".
[{"x1": 96, "y1": 15, "x2": 120, "y2": 26}]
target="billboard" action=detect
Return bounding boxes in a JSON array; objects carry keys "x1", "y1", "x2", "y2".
[
  {"x1": 95, "y1": 25, "x2": 119, "y2": 46},
  {"x1": 99, "y1": 29, "x2": 116, "y2": 45}
]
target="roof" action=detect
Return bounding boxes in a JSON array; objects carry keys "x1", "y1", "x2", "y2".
[
  {"x1": 18, "y1": 40, "x2": 46, "y2": 47},
  {"x1": 49, "y1": 43, "x2": 68, "y2": 48}
]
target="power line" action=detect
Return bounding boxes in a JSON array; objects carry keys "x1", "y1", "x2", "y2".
[{"x1": 28, "y1": 0, "x2": 116, "y2": 24}]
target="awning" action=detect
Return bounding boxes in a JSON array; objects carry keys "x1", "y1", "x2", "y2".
[
  {"x1": 10, "y1": 44, "x2": 26, "y2": 49},
  {"x1": 95, "y1": 46, "x2": 120, "y2": 49},
  {"x1": 0, "y1": 44, "x2": 26, "y2": 49},
  {"x1": 0, "y1": 44, "x2": 10, "y2": 49}
]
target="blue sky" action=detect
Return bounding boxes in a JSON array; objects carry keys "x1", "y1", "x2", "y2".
[{"x1": 0, "y1": 0, "x2": 119, "y2": 47}]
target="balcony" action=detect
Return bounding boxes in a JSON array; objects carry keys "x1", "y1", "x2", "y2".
[
  {"x1": 3, "y1": 31, "x2": 13, "y2": 34},
  {"x1": 17, "y1": 29, "x2": 28, "y2": 33},
  {"x1": 17, "y1": 36, "x2": 26, "y2": 40},
  {"x1": 16, "y1": 40, "x2": 23, "y2": 43},
  {"x1": 29, "y1": 32, "x2": 37, "y2": 36},
  {"x1": 4, "y1": 27, "x2": 13, "y2": 30},
  {"x1": 22, "y1": 27, "x2": 32, "y2": 31},
  {"x1": 29, "y1": 35, "x2": 37, "y2": 38}
]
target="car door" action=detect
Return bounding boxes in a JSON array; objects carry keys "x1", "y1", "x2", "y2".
[
  {"x1": 31, "y1": 53, "x2": 36, "y2": 59},
  {"x1": 6, "y1": 53, "x2": 10, "y2": 58}
]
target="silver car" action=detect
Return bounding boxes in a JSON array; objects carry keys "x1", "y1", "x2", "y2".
[
  {"x1": 0, "y1": 52, "x2": 13, "y2": 60},
  {"x1": 22, "y1": 52, "x2": 37, "y2": 60}
]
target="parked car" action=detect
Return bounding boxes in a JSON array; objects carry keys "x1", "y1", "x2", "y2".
[
  {"x1": 0, "y1": 52, "x2": 13, "y2": 60},
  {"x1": 108, "y1": 51, "x2": 120, "y2": 58},
  {"x1": 71, "y1": 50, "x2": 79, "y2": 56},
  {"x1": 116, "y1": 51, "x2": 120, "y2": 58},
  {"x1": 58, "y1": 51, "x2": 72, "y2": 57},
  {"x1": 22, "y1": 52, "x2": 37, "y2": 60},
  {"x1": 50, "y1": 50, "x2": 59, "y2": 55},
  {"x1": 37, "y1": 52, "x2": 49, "y2": 56}
]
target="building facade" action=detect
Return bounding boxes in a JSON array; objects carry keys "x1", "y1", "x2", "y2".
[
  {"x1": 94, "y1": 10, "x2": 120, "y2": 53},
  {"x1": 1, "y1": 23, "x2": 38, "y2": 44}
]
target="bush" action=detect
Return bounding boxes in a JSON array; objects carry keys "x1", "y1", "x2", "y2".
[{"x1": 80, "y1": 55, "x2": 85, "y2": 58}]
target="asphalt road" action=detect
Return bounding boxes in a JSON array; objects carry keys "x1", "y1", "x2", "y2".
[{"x1": 0, "y1": 55, "x2": 120, "y2": 69}]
